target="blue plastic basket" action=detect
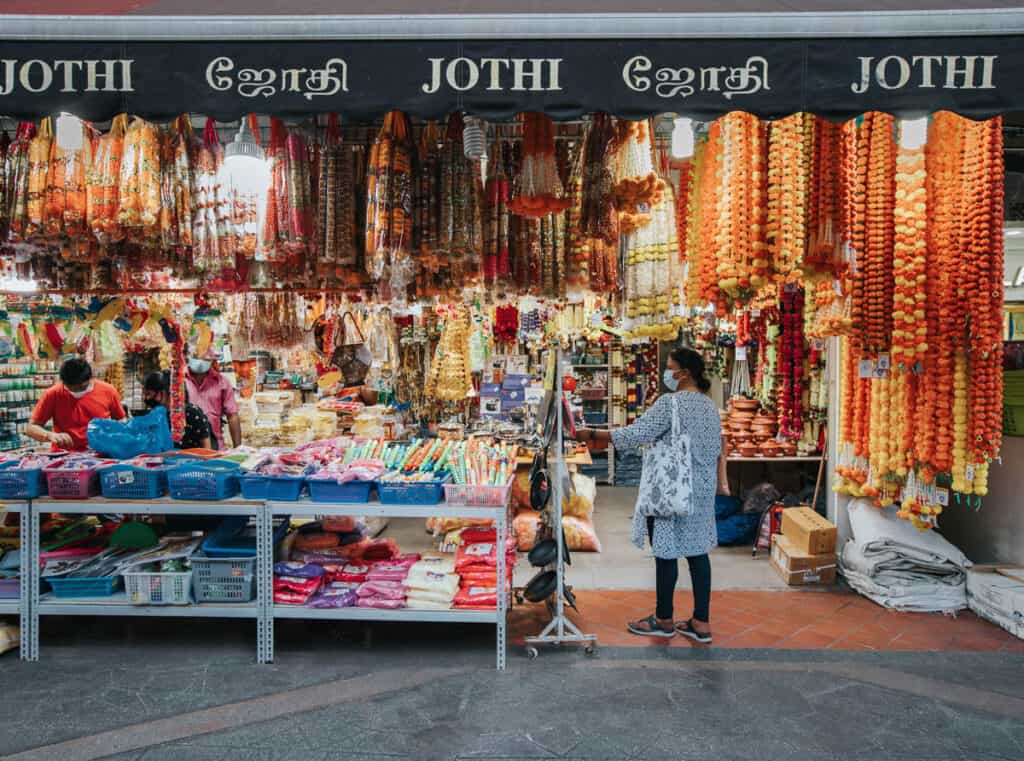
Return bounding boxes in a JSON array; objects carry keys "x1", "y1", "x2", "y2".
[
  {"x1": 201, "y1": 516, "x2": 290, "y2": 558},
  {"x1": 583, "y1": 411, "x2": 608, "y2": 425},
  {"x1": 46, "y1": 575, "x2": 121, "y2": 598},
  {"x1": 377, "y1": 473, "x2": 451, "y2": 505},
  {"x1": 308, "y1": 478, "x2": 374, "y2": 504},
  {"x1": 167, "y1": 460, "x2": 241, "y2": 501},
  {"x1": 0, "y1": 462, "x2": 47, "y2": 499},
  {"x1": 239, "y1": 474, "x2": 306, "y2": 502},
  {"x1": 99, "y1": 463, "x2": 170, "y2": 500}
]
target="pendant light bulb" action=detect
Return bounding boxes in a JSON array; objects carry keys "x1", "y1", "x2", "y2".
[
  {"x1": 899, "y1": 117, "x2": 929, "y2": 150},
  {"x1": 671, "y1": 116, "x2": 695, "y2": 159},
  {"x1": 55, "y1": 112, "x2": 84, "y2": 152}
]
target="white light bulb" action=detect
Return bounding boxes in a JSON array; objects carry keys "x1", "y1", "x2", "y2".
[
  {"x1": 671, "y1": 117, "x2": 695, "y2": 159},
  {"x1": 899, "y1": 117, "x2": 929, "y2": 150},
  {"x1": 55, "y1": 113, "x2": 83, "y2": 152}
]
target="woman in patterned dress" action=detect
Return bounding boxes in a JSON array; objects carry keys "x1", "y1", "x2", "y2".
[{"x1": 576, "y1": 348, "x2": 728, "y2": 642}]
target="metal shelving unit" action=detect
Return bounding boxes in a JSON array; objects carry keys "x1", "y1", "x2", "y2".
[
  {"x1": 0, "y1": 501, "x2": 30, "y2": 660},
  {"x1": 20, "y1": 495, "x2": 511, "y2": 669},
  {"x1": 266, "y1": 498, "x2": 509, "y2": 670},
  {"x1": 29, "y1": 497, "x2": 270, "y2": 663}
]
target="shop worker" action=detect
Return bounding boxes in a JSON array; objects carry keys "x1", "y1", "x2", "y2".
[
  {"x1": 143, "y1": 372, "x2": 213, "y2": 451},
  {"x1": 26, "y1": 357, "x2": 126, "y2": 451},
  {"x1": 185, "y1": 354, "x2": 241, "y2": 450}
]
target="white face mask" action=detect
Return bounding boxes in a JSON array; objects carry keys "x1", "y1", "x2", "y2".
[
  {"x1": 663, "y1": 369, "x2": 680, "y2": 392},
  {"x1": 68, "y1": 382, "x2": 93, "y2": 399},
  {"x1": 189, "y1": 359, "x2": 211, "y2": 375}
]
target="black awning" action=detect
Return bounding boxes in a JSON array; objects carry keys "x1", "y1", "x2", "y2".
[{"x1": 0, "y1": 37, "x2": 1019, "y2": 122}]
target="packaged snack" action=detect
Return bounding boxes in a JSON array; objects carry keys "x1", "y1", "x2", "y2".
[{"x1": 272, "y1": 561, "x2": 325, "y2": 579}]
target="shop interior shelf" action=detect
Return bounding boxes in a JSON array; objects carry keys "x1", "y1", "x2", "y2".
[
  {"x1": 266, "y1": 499, "x2": 506, "y2": 520},
  {"x1": 726, "y1": 456, "x2": 824, "y2": 463},
  {"x1": 37, "y1": 593, "x2": 259, "y2": 618},
  {"x1": 32, "y1": 496, "x2": 265, "y2": 516},
  {"x1": 272, "y1": 605, "x2": 499, "y2": 624},
  {"x1": 0, "y1": 601, "x2": 18, "y2": 615}
]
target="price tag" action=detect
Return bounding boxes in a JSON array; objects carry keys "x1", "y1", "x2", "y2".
[
  {"x1": 751, "y1": 309, "x2": 761, "y2": 318},
  {"x1": 735, "y1": 346, "x2": 748, "y2": 361},
  {"x1": 872, "y1": 366, "x2": 890, "y2": 379},
  {"x1": 858, "y1": 360, "x2": 875, "y2": 379},
  {"x1": 965, "y1": 465, "x2": 975, "y2": 482},
  {"x1": 834, "y1": 279, "x2": 843, "y2": 296},
  {"x1": 876, "y1": 354, "x2": 891, "y2": 371},
  {"x1": 936, "y1": 488, "x2": 950, "y2": 507},
  {"x1": 812, "y1": 338, "x2": 825, "y2": 351}
]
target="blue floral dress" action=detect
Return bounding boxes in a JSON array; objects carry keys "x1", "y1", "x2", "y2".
[{"x1": 610, "y1": 391, "x2": 721, "y2": 559}]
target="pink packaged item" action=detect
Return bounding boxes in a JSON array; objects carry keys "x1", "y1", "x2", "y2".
[
  {"x1": 356, "y1": 596, "x2": 405, "y2": 610},
  {"x1": 356, "y1": 580, "x2": 405, "y2": 600}
]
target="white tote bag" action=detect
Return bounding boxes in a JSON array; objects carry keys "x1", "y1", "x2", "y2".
[{"x1": 636, "y1": 394, "x2": 695, "y2": 519}]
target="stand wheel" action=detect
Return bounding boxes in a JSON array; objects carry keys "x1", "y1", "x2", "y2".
[
  {"x1": 514, "y1": 592, "x2": 525, "y2": 606},
  {"x1": 584, "y1": 645, "x2": 596, "y2": 656},
  {"x1": 526, "y1": 647, "x2": 539, "y2": 659}
]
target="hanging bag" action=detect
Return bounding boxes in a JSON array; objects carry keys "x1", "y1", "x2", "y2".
[
  {"x1": 329, "y1": 311, "x2": 372, "y2": 386},
  {"x1": 635, "y1": 394, "x2": 695, "y2": 519}
]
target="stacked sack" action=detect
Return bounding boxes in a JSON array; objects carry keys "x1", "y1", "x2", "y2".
[
  {"x1": 405, "y1": 553, "x2": 461, "y2": 610},
  {"x1": 356, "y1": 553, "x2": 420, "y2": 610},
  {"x1": 513, "y1": 473, "x2": 602, "y2": 553},
  {"x1": 453, "y1": 529, "x2": 517, "y2": 610}
]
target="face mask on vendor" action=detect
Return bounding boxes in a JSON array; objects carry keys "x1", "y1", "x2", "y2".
[
  {"x1": 662, "y1": 369, "x2": 680, "y2": 392},
  {"x1": 68, "y1": 382, "x2": 94, "y2": 399},
  {"x1": 188, "y1": 359, "x2": 211, "y2": 375}
]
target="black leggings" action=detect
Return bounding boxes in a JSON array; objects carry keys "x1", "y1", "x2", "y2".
[{"x1": 647, "y1": 517, "x2": 711, "y2": 623}]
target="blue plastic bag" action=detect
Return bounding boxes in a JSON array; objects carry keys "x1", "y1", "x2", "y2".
[{"x1": 88, "y1": 407, "x2": 173, "y2": 460}]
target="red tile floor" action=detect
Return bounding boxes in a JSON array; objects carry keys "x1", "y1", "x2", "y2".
[{"x1": 509, "y1": 588, "x2": 1024, "y2": 652}]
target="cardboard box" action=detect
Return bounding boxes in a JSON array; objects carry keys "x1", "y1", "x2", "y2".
[
  {"x1": 781, "y1": 506, "x2": 837, "y2": 555},
  {"x1": 770, "y1": 534, "x2": 837, "y2": 586},
  {"x1": 967, "y1": 565, "x2": 1024, "y2": 640}
]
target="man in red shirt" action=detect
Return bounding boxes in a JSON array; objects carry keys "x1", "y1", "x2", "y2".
[{"x1": 26, "y1": 358, "x2": 126, "y2": 451}]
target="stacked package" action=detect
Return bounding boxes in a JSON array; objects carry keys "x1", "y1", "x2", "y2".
[
  {"x1": 770, "y1": 506, "x2": 837, "y2": 586},
  {"x1": 405, "y1": 553, "x2": 461, "y2": 610},
  {"x1": 453, "y1": 529, "x2": 517, "y2": 610},
  {"x1": 840, "y1": 499, "x2": 971, "y2": 613},
  {"x1": 356, "y1": 553, "x2": 419, "y2": 609}
]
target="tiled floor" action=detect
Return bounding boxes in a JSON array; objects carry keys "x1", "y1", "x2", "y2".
[{"x1": 509, "y1": 588, "x2": 1024, "y2": 652}]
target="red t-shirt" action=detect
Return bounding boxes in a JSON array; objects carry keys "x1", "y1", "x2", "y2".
[{"x1": 30, "y1": 380, "x2": 127, "y2": 451}]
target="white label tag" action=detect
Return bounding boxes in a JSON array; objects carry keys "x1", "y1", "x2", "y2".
[
  {"x1": 812, "y1": 338, "x2": 825, "y2": 351},
  {"x1": 116, "y1": 472, "x2": 135, "y2": 485},
  {"x1": 965, "y1": 465, "x2": 975, "y2": 482},
  {"x1": 877, "y1": 354, "x2": 891, "y2": 371},
  {"x1": 751, "y1": 309, "x2": 761, "y2": 318},
  {"x1": 735, "y1": 346, "x2": 747, "y2": 361},
  {"x1": 872, "y1": 366, "x2": 890, "y2": 379},
  {"x1": 858, "y1": 360, "x2": 875, "y2": 379},
  {"x1": 936, "y1": 488, "x2": 950, "y2": 507},
  {"x1": 834, "y1": 280, "x2": 843, "y2": 296}
]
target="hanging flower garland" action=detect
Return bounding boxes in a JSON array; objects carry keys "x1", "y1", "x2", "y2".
[
  {"x1": 805, "y1": 118, "x2": 843, "y2": 277},
  {"x1": 890, "y1": 144, "x2": 927, "y2": 369},
  {"x1": 509, "y1": 112, "x2": 570, "y2": 218},
  {"x1": 777, "y1": 285, "x2": 805, "y2": 440},
  {"x1": 613, "y1": 119, "x2": 665, "y2": 234},
  {"x1": 484, "y1": 139, "x2": 513, "y2": 284},
  {"x1": 767, "y1": 113, "x2": 812, "y2": 281}
]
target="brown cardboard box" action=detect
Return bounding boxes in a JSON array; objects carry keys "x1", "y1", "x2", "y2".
[
  {"x1": 770, "y1": 534, "x2": 838, "y2": 586},
  {"x1": 781, "y1": 506, "x2": 837, "y2": 555}
]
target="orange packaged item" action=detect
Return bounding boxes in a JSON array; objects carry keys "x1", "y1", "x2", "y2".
[{"x1": 293, "y1": 532, "x2": 341, "y2": 552}]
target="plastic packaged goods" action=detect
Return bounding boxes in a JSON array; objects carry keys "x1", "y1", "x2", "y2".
[
  {"x1": 513, "y1": 510, "x2": 542, "y2": 552},
  {"x1": 355, "y1": 580, "x2": 406, "y2": 600},
  {"x1": 308, "y1": 583, "x2": 358, "y2": 609},
  {"x1": 325, "y1": 562, "x2": 371, "y2": 583},
  {"x1": 356, "y1": 596, "x2": 405, "y2": 610},
  {"x1": 293, "y1": 532, "x2": 341, "y2": 552},
  {"x1": 272, "y1": 562, "x2": 325, "y2": 579},
  {"x1": 409, "y1": 553, "x2": 456, "y2": 575},
  {"x1": 455, "y1": 538, "x2": 518, "y2": 571},
  {"x1": 406, "y1": 597, "x2": 453, "y2": 611},
  {"x1": 322, "y1": 516, "x2": 358, "y2": 533},
  {"x1": 453, "y1": 586, "x2": 498, "y2": 608},
  {"x1": 405, "y1": 568, "x2": 460, "y2": 599},
  {"x1": 366, "y1": 564, "x2": 410, "y2": 583},
  {"x1": 562, "y1": 515, "x2": 602, "y2": 552}
]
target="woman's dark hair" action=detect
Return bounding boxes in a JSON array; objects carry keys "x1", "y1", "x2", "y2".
[
  {"x1": 143, "y1": 371, "x2": 170, "y2": 394},
  {"x1": 669, "y1": 347, "x2": 712, "y2": 393},
  {"x1": 60, "y1": 358, "x2": 92, "y2": 386}
]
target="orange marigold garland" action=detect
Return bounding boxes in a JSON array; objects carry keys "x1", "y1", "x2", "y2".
[
  {"x1": 891, "y1": 144, "x2": 927, "y2": 369},
  {"x1": 806, "y1": 117, "x2": 843, "y2": 277},
  {"x1": 767, "y1": 113, "x2": 812, "y2": 281}
]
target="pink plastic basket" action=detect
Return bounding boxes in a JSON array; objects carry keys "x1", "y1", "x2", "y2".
[{"x1": 44, "y1": 463, "x2": 105, "y2": 499}]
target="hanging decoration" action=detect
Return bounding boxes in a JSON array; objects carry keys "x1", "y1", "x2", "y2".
[
  {"x1": 509, "y1": 112, "x2": 570, "y2": 218},
  {"x1": 365, "y1": 110, "x2": 414, "y2": 288}
]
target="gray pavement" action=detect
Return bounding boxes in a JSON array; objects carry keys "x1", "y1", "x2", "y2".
[{"x1": 1, "y1": 618, "x2": 1023, "y2": 761}]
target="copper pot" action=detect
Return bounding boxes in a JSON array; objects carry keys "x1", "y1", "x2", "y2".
[
  {"x1": 759, "y1": 440, "x2": 780, "y2": 456},
  {"x1": 752, "y1": 414, "x2": 777, "y2": 427},
  {"x1": 731, "y1": 398, "x2": 759, "y2": 413},
  {"x1": 738, "y1": 443, "x2": 758, "y2": 458},
  {"x1": 779, "y1": 442, "x2": 798, "y2": 456},
  {"x1": 751, "y1": 424, "x2": 776, "y2": 437}
]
